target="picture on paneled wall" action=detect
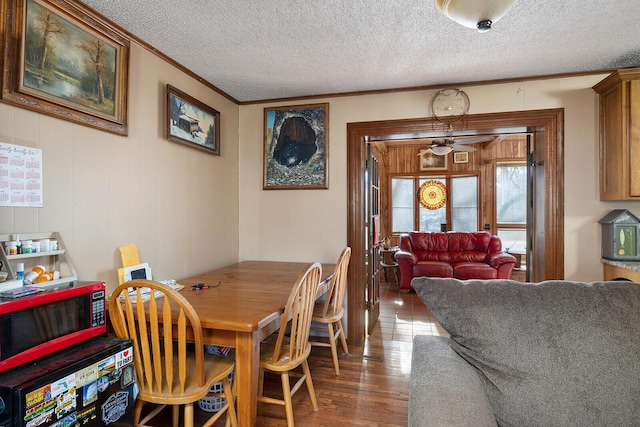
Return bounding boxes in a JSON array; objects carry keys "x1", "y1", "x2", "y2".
[
  {"x1": 453, "y1": 151, "x2": 469, "y2": 163},
  {"x1": 263, "y1": 103, "x2": 329, "y2": 190},
  {"x1": 1, "y1": 0, "x2": 130, "y2": 135},
  {"x1": 166, "y1": 85, "x2": 220, "y2": 155},
  {"x1": 419, "y1": 151, "x2": 447, "y2": 170}
]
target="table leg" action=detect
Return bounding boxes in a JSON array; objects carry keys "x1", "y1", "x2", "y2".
[{"x1": 235, "y1": 331, "x2": 260, "y2": 426}]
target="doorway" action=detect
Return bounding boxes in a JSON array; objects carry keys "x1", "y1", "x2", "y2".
[{"x1": 346, "y1": 110, "x2": 565, "y2": 348}]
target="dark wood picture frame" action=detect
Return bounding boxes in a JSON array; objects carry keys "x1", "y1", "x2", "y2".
[
  {"x1": 166, "y1": 84, "x2": 220, "y2": 156},
  {"x1": 263, "y1": 103, "x2": 329, "y2": 189},
  {"x1": 1, "y1": 0, "x2": 130, "y2": 135}
]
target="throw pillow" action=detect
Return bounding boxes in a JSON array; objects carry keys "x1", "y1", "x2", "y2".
[{"x1": 412, "y1": 277, "x2": 640, "y2": 427}]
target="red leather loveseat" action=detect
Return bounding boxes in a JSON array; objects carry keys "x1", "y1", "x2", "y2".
[{"x1": 394, "y1": 231, "x2": 517, "y2": 291}]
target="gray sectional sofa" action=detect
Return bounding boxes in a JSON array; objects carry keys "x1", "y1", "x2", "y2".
[{"x1": 410, "y1": 277, "x2": 640, "y2": 427}]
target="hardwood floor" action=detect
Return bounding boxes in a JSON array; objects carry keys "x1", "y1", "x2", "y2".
[{"x1": 154, "y1": 281, "x2": 448, "y2": 426}]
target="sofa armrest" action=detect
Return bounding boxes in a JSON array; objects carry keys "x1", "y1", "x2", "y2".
[
  {"x1": 394, "y1": 250, "x2": 417, "y2": 265},
  {"x1": 484, "y1": 251, "x2": 516, "y2": 268},
  {"x1": 410, "y1": 335, "x2": 497, "y2": 427}
]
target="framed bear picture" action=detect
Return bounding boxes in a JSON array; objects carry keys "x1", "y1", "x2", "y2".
[{"x1": 263, "y1": 103, "x2": 329, "y2": 189}]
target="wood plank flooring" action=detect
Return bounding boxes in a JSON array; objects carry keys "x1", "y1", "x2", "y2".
[{"x1": 153, "y1": 281, "x2": 448, "y2": 426}]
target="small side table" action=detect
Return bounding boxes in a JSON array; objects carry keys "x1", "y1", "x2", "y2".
[{"x1": 380, "y1": 246, "x2": 400, "y2": 285}]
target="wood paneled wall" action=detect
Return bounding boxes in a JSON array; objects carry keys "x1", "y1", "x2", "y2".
[{"x1": 375, "y1": 135, "x2": 527, "y2": 243}]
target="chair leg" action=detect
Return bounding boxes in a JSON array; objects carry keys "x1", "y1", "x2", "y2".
[
  {"x1": 281, "y1": 372, "x2": 296, "y2": 427},
  {"x1": 183, "y1": 403, "x2": 194, "y2": 427},
  {"x1": 258, "y1": 367, "x2": 265, "y2": 396},
  {"x1": 172, "y1": 405, "x2": 180, "y2": 427},
  {"x1": 133, "y1": 399, "x2": 143, "y2": 426},
  {"x1": 326, "y1": 322, "x2": 340, "y2": 376},
  {"x1": 301, "y1": 360, "x2": 319, "y2": 411},
  {"x1": 337, "y1": 319, "x2": 349, "y2": 354},
  {"x1": 223, "y1": 376, "x2": 238, "y2": 427},
  {"x1": 224, "y1": 376, "x2": 238, "y2": 427}
]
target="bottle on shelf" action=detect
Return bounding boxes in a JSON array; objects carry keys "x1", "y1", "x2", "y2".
[
  {"x1": 16, "y1": 262, "x2": 24, "y2": 282},
  {"x1": 5, "y1": 241, "x2": 17, "y2": 255},
  {"x1": 15, "y1": 235, "x2": 21, "y2": 255}
]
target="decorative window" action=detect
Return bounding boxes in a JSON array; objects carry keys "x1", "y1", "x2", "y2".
[{"x1": 392, "y1": 175, "x2": 478, "y2": 233}]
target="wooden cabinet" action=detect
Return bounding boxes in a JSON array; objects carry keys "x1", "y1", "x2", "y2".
[
  {"x1": 602, "y1": 261, "x2": 640, "y2": 282},
  {"x1": 593, "y1": 68, "x2": 640, "y2": 200}
]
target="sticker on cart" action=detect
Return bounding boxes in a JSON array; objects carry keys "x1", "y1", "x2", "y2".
[
  {"x1": 101, "y1": 391, "x2": 129, "y2": 424},
  {"x1": 97, "y1": 375, "x2": 109, "y2": 393},
  {"x1": 77, "y1": 405, "x2": 98, "y2": 425},
  {"x1": 54, "y1": 411, "x2": 77, "y2": 427},
  {"x1": 50, "y1": 373, "x2": 76, "y2": 399},
  {"x1": 24, "y1": 401, "x2": 55, "y2": 427},
  {"x1": 83, "y1": 380, "x2": 98, "y2": 406},
  {"x1": 25, "y1": 384, "x2": 50, "y2": 411},
  {"x1": 97, "y1": 355, "x2": 121, "y2": 386},
  {"x1": 97, "y1": 355, "x2": 115, "y2": 377},
  {"x1": 54, "y1": 386, "x2": 77, "y2": 420},
  {"x1": 122, "y1": 366, "x2": 134, "y2": 387},
  {"x1": 25, "y1": 407, "x2": 54, "y2": 427},
  {"x1": 75, "y1": 363, "x2": 98, "y2": 388},
  {"x1": 115, "y1": 347, "x2": 133, "y2": 369}
]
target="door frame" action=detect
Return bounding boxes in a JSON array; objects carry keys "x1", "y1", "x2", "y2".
[{"x1": 346, "y1": 109, "x2": 564, "y2": 348}]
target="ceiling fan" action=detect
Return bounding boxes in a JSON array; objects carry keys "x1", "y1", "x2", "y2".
[{"x1": 417, "y1": 135, "x2": 498, "y2": 156}]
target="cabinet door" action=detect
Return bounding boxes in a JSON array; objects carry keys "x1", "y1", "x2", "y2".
[{"x1": 599, "y1": 82, "x2": 625, "y2": 200}]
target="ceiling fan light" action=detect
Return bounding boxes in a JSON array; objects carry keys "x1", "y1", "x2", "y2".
[
  {"x1": 434, "y1": 0, "x2": 517, "y2": 31},
  {"x1": 430, "y1": 145, "x2": 454, "y2": 156}
]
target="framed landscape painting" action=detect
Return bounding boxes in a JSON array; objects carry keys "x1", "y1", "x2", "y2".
[
  {"x1": 263, "y1": 103, "x2": 329, "y2": 190},
  {"x1": 166, "y1": 85, "x2": 220, "y2": 155},
  {"x1": 1, "y1": 0, "x2": 130, "y2": 135}
]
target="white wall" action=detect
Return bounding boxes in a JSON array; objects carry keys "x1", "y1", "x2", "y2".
[
  {"x1": 0, "y1": 44, "x2": 240, "y2": 293},
  {"x1": 239, "y1": 74, "x2": 640, "y2": 281}
]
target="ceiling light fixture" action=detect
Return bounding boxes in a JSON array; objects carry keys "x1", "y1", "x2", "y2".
[
  {"x1": 434, "y1": 0, "x2": 517, "y2": 32},
  {"x1": 430, "y1": 145, "x2": 454, "y2": 156}
]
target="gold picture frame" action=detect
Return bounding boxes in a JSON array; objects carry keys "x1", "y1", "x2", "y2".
[
  {"x1": 419, "y1": 151, "x2": 447, "y2": 171},
  {"x1": 263, "y1": 103, "x2": 329, "y2": 189},
  {"x1": 1, "y1": 0, "x2": 130, "y2": 135},
  {"x1": 453, "y1": 151, "x2": 469, "y2": 164}
]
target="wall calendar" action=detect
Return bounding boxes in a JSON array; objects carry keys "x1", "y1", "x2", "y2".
[{"x1": 0, "y1": 142, "x2": 43, "y2": 207}]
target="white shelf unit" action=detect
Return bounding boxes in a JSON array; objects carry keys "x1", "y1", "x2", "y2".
[{"x1": 0, "y1": 232, "x2": 77, "y2": 291}]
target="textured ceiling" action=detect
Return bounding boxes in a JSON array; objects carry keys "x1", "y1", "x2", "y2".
[{"x1": 78, "y1": 0, "x2": 640, "y2": 103}]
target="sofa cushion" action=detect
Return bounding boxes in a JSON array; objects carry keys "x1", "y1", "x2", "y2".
[
  {"x1": 452, "y1": 262, "x2": 497, "y2": 279},
  {"x1": 412, "y1": 277, "x2": 640, "y2": 426},
  {"x1": 408, "y1": 232, "x2": 449, "y2": 252},
  {"x1": 413, "y1": 260, "x2": 453, "y2": 278},
  {"x1": 447, "y1": 232, "x2": 491, "y2": 252}
]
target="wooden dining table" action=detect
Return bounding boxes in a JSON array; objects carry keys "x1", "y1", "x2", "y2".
[{"x1": 177, "y1": 260, "x2": 335, "y2": 426}]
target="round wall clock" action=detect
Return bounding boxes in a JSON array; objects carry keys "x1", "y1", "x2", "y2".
[
  {"x1": 430, "y1": 89, "x2": 470, "y2": 123},
  {"x1": 419, "y1": 180, "x2": 447, "y2": 210}
]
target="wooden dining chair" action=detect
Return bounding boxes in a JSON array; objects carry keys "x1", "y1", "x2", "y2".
[
  {"x1": 109, "y1": 279, "x2": 237, "y2": 427},
  {"x1": 257, "y1": 262, "x2": 322, "y2": 427},
  {"x1": 310, "y1": 246, "x2": 351, "y2": 375}
]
